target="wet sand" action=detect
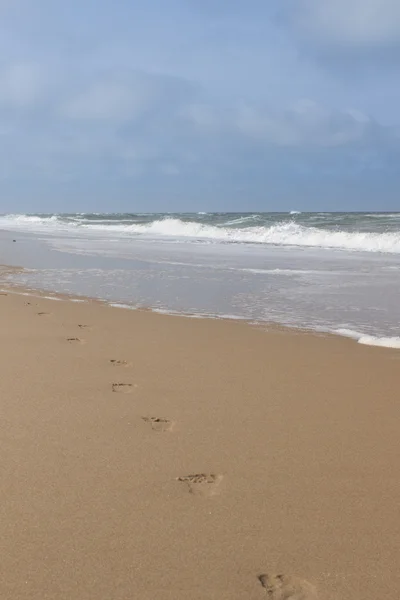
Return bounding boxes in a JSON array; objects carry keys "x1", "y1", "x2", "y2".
[{"x1": 0, "y1": 287, "x2": 399, "y2": 599}]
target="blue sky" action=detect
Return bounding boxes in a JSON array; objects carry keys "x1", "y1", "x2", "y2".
[{"x1": 1, "y1": 0, "x2": 400, "y2": 212}]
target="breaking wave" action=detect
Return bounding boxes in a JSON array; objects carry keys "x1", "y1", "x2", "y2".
[
  {"x1": 1, "y1": 213, "x2": 400, "y2": 254},
  {"x1": 335, "y1": 329, "x2": 400, "y2": 349}
]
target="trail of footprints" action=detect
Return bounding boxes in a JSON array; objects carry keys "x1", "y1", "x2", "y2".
[
  {"x1": 55, "y1": 314, "x2": 225, "y2": 504},
  {"x1": 108, "y1": 352, "x2": 317, "y2": 597},
  {"x1": 108, "y1": 355, "x2": 224, "y2": 499},
  {"x1": 29, "y1": 302, "x2": 318, "y2": 598}
]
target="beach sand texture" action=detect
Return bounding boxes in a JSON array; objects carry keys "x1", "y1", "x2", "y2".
[{"x1": 0, "y1": 289, "x2": 399, "y2": 599}]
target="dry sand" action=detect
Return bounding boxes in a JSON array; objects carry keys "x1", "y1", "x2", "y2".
[{"x1": 0, "y1": 287, "x2": 399, "y2": 599}]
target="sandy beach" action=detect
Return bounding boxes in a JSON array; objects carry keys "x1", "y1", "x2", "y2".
[{"x1": 0, "y1": 285, "x2": 399, "y2": 599}]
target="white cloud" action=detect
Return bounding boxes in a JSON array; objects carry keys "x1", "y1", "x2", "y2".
[{"x1": 285, "y1": 0, "x2": 400, "y2": 47}]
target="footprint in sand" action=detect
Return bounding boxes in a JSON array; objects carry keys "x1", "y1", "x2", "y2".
[
  {"x1": 177, "y1": 473, "x2": 223, "y2": 496},
  {"x1": 67, "y1": 337, "x2": 84, "y2": 344},
  {"x1": 37, "y1": 312, "x2": 51, "y2": 316},
  {"x1": 258, "y1": 574, "x2": 318, "y2": 599},
  {"x1": 109, "y1": 359, "x2": 130, "y2": 367},
  {"x1": 142, "y1": 416, "x2": 174, "y2": 432},
  {"x1": 112, "y1": 383, "x2": 134, "y2": 393},
  {"x1": 78, "y1": 324, "x2": 91, "y2": 330}
]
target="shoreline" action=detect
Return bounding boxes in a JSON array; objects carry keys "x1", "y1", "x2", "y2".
[
  {"x1": 1, "y1": 223, "x2": 400, "y2": 348},
  {"x1": 0, "y1": 278, "x2": 399, "y2": 598},
  {"x1": 2, "y1": 270, "x2": 400, "y2": 352}
]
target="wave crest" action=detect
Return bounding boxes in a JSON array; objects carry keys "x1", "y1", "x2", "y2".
[
  {"x1": 115, "y1": 218, "x2": 400, "y2": 253},
  {"x1": 1, "y1": 214, "x2": 400, "y2": 254}
]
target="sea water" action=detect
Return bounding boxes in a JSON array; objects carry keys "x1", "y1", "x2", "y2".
[{"x1": 0, "y1": 212, "x2": 400, "y2": 348}]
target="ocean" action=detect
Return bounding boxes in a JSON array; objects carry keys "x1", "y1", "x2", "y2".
[{"x1": 1, "y1": 211, "x2": 400, "y2": 347}]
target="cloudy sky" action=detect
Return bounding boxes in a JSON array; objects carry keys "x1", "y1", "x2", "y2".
[{"x1": 1, "y1": 0, "x2": 400, "y2": 212}]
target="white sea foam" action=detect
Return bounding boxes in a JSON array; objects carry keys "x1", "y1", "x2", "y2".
[
  {"x1": 335, "y1": 328, "x2": 400, "y2": 349},
  {"x1": 1, "y1": 214, "x2": 400, "y2": 254},
  {"x1": 4, "y1": 214, "x2": 59, "y2": 224},
  {"x1": 105, "y1": 218, "x2": 400, "y2": 254},
  {"x1": 152, "y1": 308, "x2": 247, "y2": 321},
  {"x1": 240, "y1": 268, "x2": 324, "y2": 275},
  {"x1": 358, "y1": 336, "x2": 400, "y2": 348},
  {"x1": 109, "y1": 302, "x2": 137, "y2": 310},
  {"x1": 153, "y1": 308, "x2": 209, "y2": 318},
  {"x1": 365, "y1": 213, "x2": 400, "y2": 218},
  {"x1": 222, "y1": 214, "x2": 260, "y2": 226}
]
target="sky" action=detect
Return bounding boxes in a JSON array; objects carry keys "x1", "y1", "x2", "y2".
[{"x1": 1, "y1": 0, "x2": 400, "y2": 212}]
